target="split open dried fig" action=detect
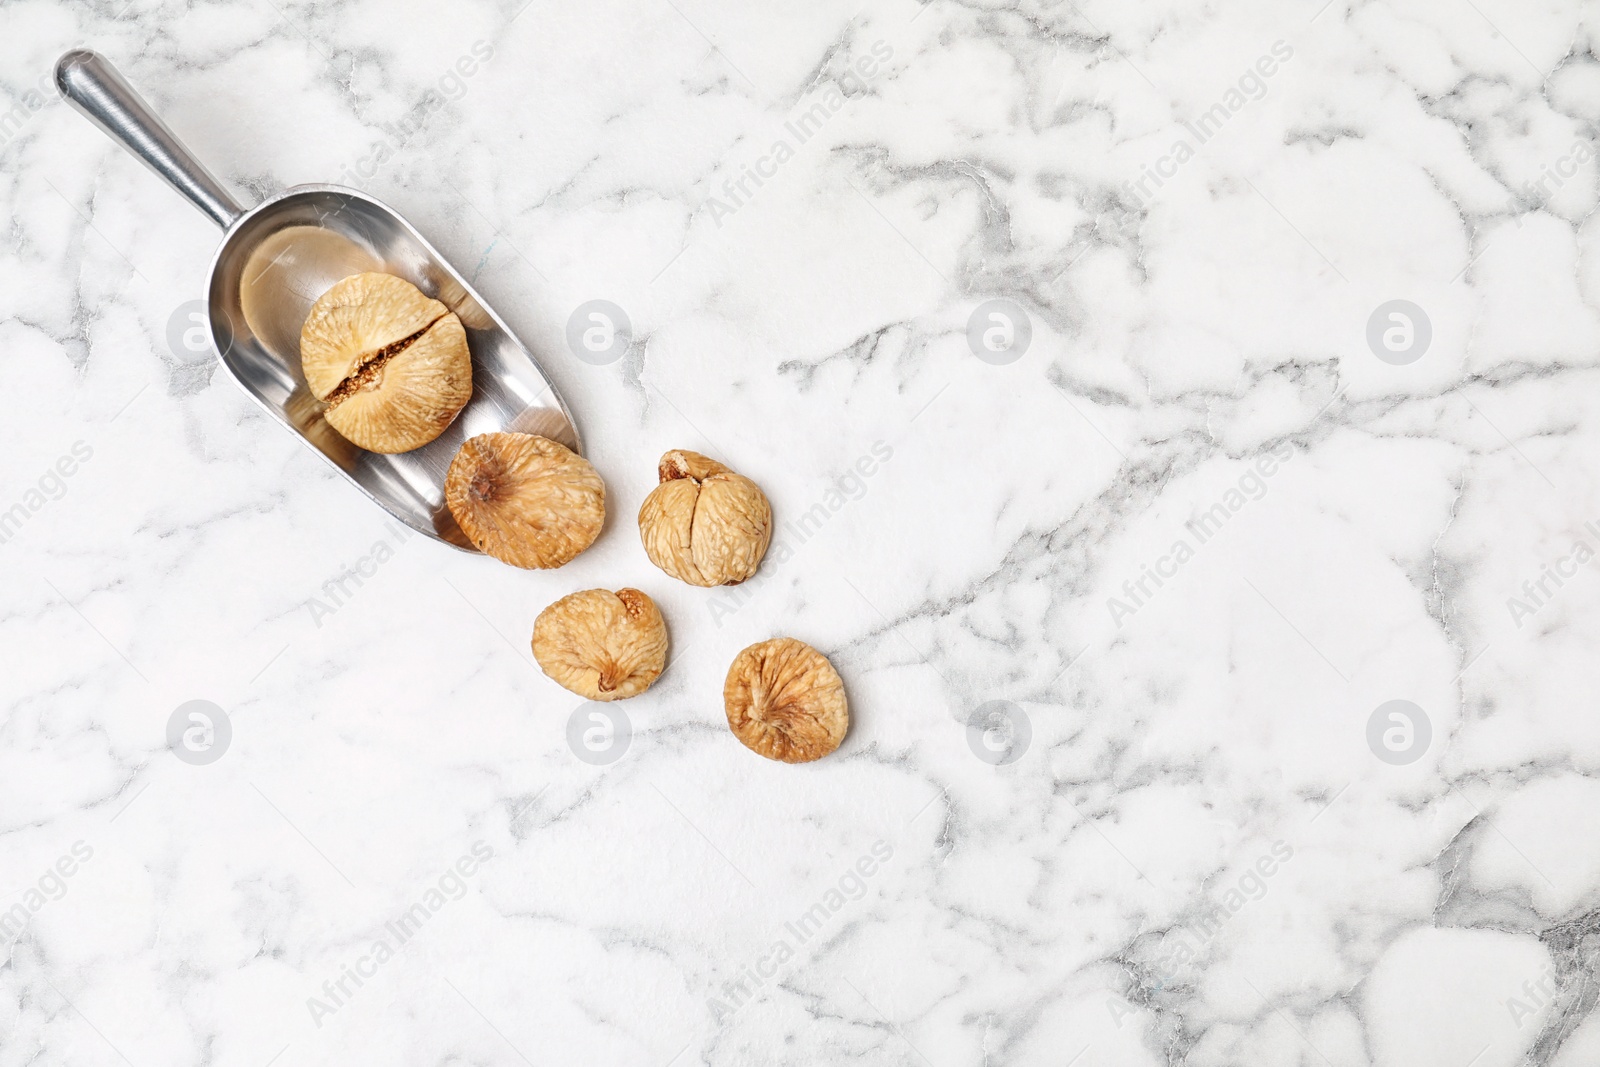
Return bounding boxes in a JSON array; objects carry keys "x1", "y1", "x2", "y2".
[
  {"x1": 724, "y1": 638, "x2": 848, "y2": 763},
  {"x1": 300, "y1": 272, "x2": 472, "y2": 453},
  {"x1": 638, "y1": 450, "x2": 772, "y2": 586},
  {"x1": 532, "y1": 588, "x2": 668, "y2": 700},
  {"x1": 445, "y1": 432, "x2": 605, "y2": 568}
]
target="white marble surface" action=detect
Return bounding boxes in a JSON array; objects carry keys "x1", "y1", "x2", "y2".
[{"x1": 5, "y1": 0, "x2": 1600, "y2": 1064}]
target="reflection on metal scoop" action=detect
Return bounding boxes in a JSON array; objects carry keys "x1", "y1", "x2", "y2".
[{"x1": 54, "y1": 50, "x2": 580, "y2": 552}]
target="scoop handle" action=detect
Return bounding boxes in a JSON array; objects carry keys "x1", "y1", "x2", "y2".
[{"x1": 54, "y1": 50, "x2": 243, "y2": 229}]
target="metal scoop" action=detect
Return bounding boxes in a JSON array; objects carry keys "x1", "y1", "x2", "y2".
[{"x1": 54, "y1": 50, "x2": 580, "y2": 551}]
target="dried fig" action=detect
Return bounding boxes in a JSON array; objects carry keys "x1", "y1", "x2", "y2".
[
  {"x1": 445, "y1": 433, "x2": 605, "y2": 568},
  {"x1": 638, "y1": 450, "x2": 772, "y2": 586},
  {"x1": 724, "y1": 638, "x2": 848, "y2": 763},
  {"x1": 300, "y1": 272, "x2": 472, "y2": 453},
  {"x1": 533, "y1": 588, "x2": 667, "y2": 701}
]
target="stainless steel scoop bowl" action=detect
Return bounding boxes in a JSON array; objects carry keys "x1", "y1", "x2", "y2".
[{"x1": 54, "y1": 50, "x2": 579, "y2": 551}]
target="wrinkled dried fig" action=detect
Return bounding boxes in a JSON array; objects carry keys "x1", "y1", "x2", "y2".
[
  {"x1": 724, "y1": 638, "x2": 847, "y2": 763},
  {"x1": 638, "y1": 450, "x2": 771, "y2": 586},
  {"x1": 300, "y1": 272, "x2": 472, "y2": 453},
  {"x1": 445, "y1": 432, "x2": 605, "y2": 568},
  {"x1": 533, "y1": 588, "x2": 668, "y2": 700}
]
